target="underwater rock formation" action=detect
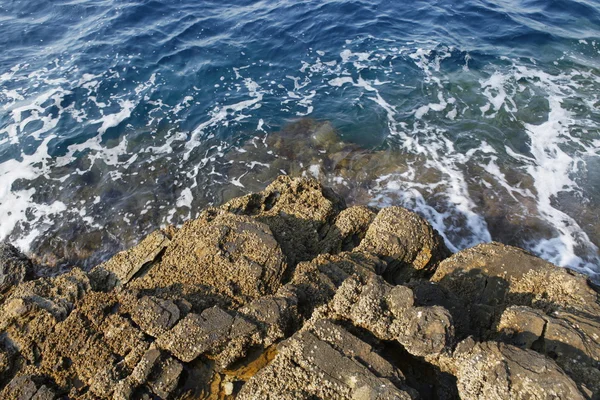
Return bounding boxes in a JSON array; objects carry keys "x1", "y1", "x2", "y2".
[{"x1": 0, "y1": 176, "x2": 598, "y2": 399}]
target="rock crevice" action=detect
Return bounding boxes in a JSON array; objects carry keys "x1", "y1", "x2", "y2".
[{"x1": 0, "y1": 176, "x2": 598, "y2": 400}]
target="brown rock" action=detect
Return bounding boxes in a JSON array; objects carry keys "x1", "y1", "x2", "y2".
[
  {"x1": 357, "y1": 206, "x2": 450, "y2": 283},
  {"x1": 89, "y1": 230, "x2": 170, "y2": 290},
  {"x1": 130, "y1": 295, "x2": 181, "y2": 338},
  {"x1": 0, "y1": 243, "x2": 34, "y2": 294},
  {"x1": 319, "y1": 205, "x2": 376, "y2": 254},
  {"x1": 131, "y1": 212, "x2": 287, "y2": 306},
  {"x1": 325, "y1": 275, "x2": 454, "y2": 358},
  {"x1": 498, "y1": 305, "x2": 600, "y2": 397},
  {"x1": 237, "y1": 319, "x2": 416, "y2": 399},
  {"x1": 222, "y1": 175, "x2": 346, "y2": 265},
  {"x1": 451, "y1": 339, "x2": 585, "y2": 400},
  {"x1": 156, "y1": 306, "x2": 235, "y2": 363}
]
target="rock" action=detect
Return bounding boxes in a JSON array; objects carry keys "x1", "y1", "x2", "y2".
[
  {"x1": 113, "y1": 346, "x2": 183, "y2": 400},
  {"x1": 356, "y1": 206, "x2": 450, "y2": 283},
  {"x1": 319, "y1": 205, "x2": 376, "y2": 254},
  {"x1": 498, "y1": 305, "x2": 600, "y2": 396},
  {"x1": 238, "y1": 294, "x2": 299, "y2": 347},
  {"x1": 0, "y1": 375, "x2": 57, "y2": 400},
  {"x1": 130, "y1": 295, "x2": 180, "y2": 338},
  {"x1": 325, "y1": 275, "x2": 454, "y2": 358},
  {"x1": 130, "y1": 212, "x2": 287, "y2": 306},
  {"x1": 1, "y1": 177, "x2": 599, "y2": 399},
  {"x1": 431, "y1": 242, "x2": 600, "y2": 397},
  {"x1": 288, "y1": 251, "x2": 385, "y2": 317},
  {"x1": 431, "y1": 242, "x2": 600, "y2": 335},
  {"x1": 222, "y1": 175, "x2": 346, "y2": 265},
  {"x1": 0, "y1": 243, "x2": 34, "y2": 293},
  {"x1": 0, "y1": 269, "x2": 90, "y2": 368},
  {"x1": 450, "y1": 339, "x2": 585, "y2": 400},
  {"x1": 406, "y1": 280, "x2": 470, "y2": 340},
  {"x1": 156, "y1": 306, "x2": 235, "y2": 363},
  {"x1": 88, "y1": 230, "x2": 170, "y2": 291},
  {"x1": 237, "y1": 319, "x2": 416, "y2": 399}
]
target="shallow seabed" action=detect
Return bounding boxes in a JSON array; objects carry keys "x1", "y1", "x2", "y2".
[{"x1": 0, "y1": 0, "x2": 599, "y2": 278}]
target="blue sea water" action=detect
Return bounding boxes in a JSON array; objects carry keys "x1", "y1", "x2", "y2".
[{"x1": 1, "y1": 0, "x2": 600, "y2": 278}]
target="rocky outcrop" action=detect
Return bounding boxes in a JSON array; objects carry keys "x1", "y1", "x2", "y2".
[
  {"x1": 0, "y1": 177, "x2": 598, "y2": 399},
  {"x1": 0, "y1": 243, "x2": 35, "y2": 294}
]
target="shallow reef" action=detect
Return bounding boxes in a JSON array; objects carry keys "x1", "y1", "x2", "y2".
[{"x1": 0, "y1": 176, "x2": 599, "y2": 399}]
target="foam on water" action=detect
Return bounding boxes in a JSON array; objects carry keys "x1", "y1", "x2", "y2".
[{"x1": 0, "y1": 31, "x2": 599, "y2": 276}]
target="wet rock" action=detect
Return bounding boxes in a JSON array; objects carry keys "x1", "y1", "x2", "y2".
[
  {"x1": 356, "y1": 206, "x2": 450, "y2": 283},
  {"x1": 237, "y1": 319, "x2": 416, "y2": 399},
  {"x1": 222, "y1": 175, "x2": 346, "y2": 265},
  {"x1": 131, "y1": 212, "x2": 287, "y2": 306},
  {"x1": 450, "y1": 339, "x2": 585, "y2": 400},
  {"x1": 89, "y1": 230, "x2": 170, "y2": 291},
  {"x1": 0, "y1": 243, "x2": 34, "y2": 293}
]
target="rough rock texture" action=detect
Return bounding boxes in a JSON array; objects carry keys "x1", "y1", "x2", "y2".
[
  {"x1": 357, "y1": 206, "x2": 450, "y2": 283},
  {"x1": 431, "y1": 242, "x2": 600, "y2": 396},
  {"x1": 130, "y1": 212, "x2": 287, "y2": 307},
  {"x1": 449, "y1": 339, "x2": 585, "y2": 400},
  {"x1": 221, "y1": 175, "x2": 346, "y2": 266},
  {"x1": 0, "y1": 177, "x2": 598, "y2": 399},
  {"x1": 237, "y1": 319, "x2": 417, "y2": 400},
  {"x1": 89, "y1": 230, "x2": 171, "y2": 291},
  {"x1": 0, "y1": 243, "x2": 34, "y2": 294}
]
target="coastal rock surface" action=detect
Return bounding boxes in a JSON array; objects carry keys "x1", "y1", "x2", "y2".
[{"x1": 0, "y1": 176, "x2": 598, "y2": 399}]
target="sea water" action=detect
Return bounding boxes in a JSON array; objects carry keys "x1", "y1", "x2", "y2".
[{"x1": 0, "y1": 0, "x2": 599, "y2": 280}]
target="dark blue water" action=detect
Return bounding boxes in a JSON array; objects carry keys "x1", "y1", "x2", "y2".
[{"x1": 1, "y1": 0, "x2": 600, "y2": 279}]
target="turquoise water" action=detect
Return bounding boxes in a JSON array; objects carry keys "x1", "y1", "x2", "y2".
[{"x1": 1, "y1": 0, "x2": 599, "y2": 279}]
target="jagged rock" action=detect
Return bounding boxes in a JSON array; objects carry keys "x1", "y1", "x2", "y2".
[
  {"x1": 323, "y1": 274, "x2": 454, "y2": 358},
  {"x1": 0, "y1": 243, "x2": 34, "y2": 293},
  {"x1": 130, "y1": 295, "x2": 181, "y2": 338},
  {"x1": 238, "y1": 294, "x2": 299, "y2": 347},
  {"x1": 319, "y1": 205, "x2": 376, "y2": 254},
  {"x1": 237, "y1": 319, "x2": 416, "y2": 399},
  {"x1": 450, "y1": 339, "x2": 585, "y2": 400},
  {"x1": 288, "y1": 251, "x2": 385, "y2": 317},
  {"x1": 221, "y1": 175, "x2": 346, "y2": 265},
  {"x1": 113, "y1": 346, "x2": 182, "y2": 399},
  {"x1": 356, "y1": 206, "x2": 450, "y2": 283},
  {"x1": 156, "y1": 306, "x2": 235, "y2": 363},
  {"x1": 498, "y1": 305, "x2": 600, "y2": 397},
  {"x1": 0, "y1": 269, "x2": 90, "y2": 371},
  {"x1": 406, "y1": 280, "x2": 470, "y2": 340},
  {"x1": 0, "y1": 375, "x2": 57, "y2": 400},
  {"x1": 155, "y1": 305, "x2": 261, "y2": 368},
  {"x1": 130, "y1": 212, "x2": 287, "y2": 306},
  {"x1": 89, "y1": 230, "x2": 170, "y2": 290},
  {"x1": 431, "y1": 242, "x2": 600, "y2": 321},
  {"x1": 1, "y1": 177, "x2": 599, "y2": 399}
]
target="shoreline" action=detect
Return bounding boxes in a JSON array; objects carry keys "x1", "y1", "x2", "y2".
[{"x1": 0, "y1": 176, "x2": 599, "y2": 399}]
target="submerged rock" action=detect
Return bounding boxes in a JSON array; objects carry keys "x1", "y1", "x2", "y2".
[{"x1": 0, "y1": 177, "x2": 598, "y2": 399}]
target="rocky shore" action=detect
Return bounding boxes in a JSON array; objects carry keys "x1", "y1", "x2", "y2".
[{"x1": 0, "y1": 176, "x2": 599, "y2": 399}]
